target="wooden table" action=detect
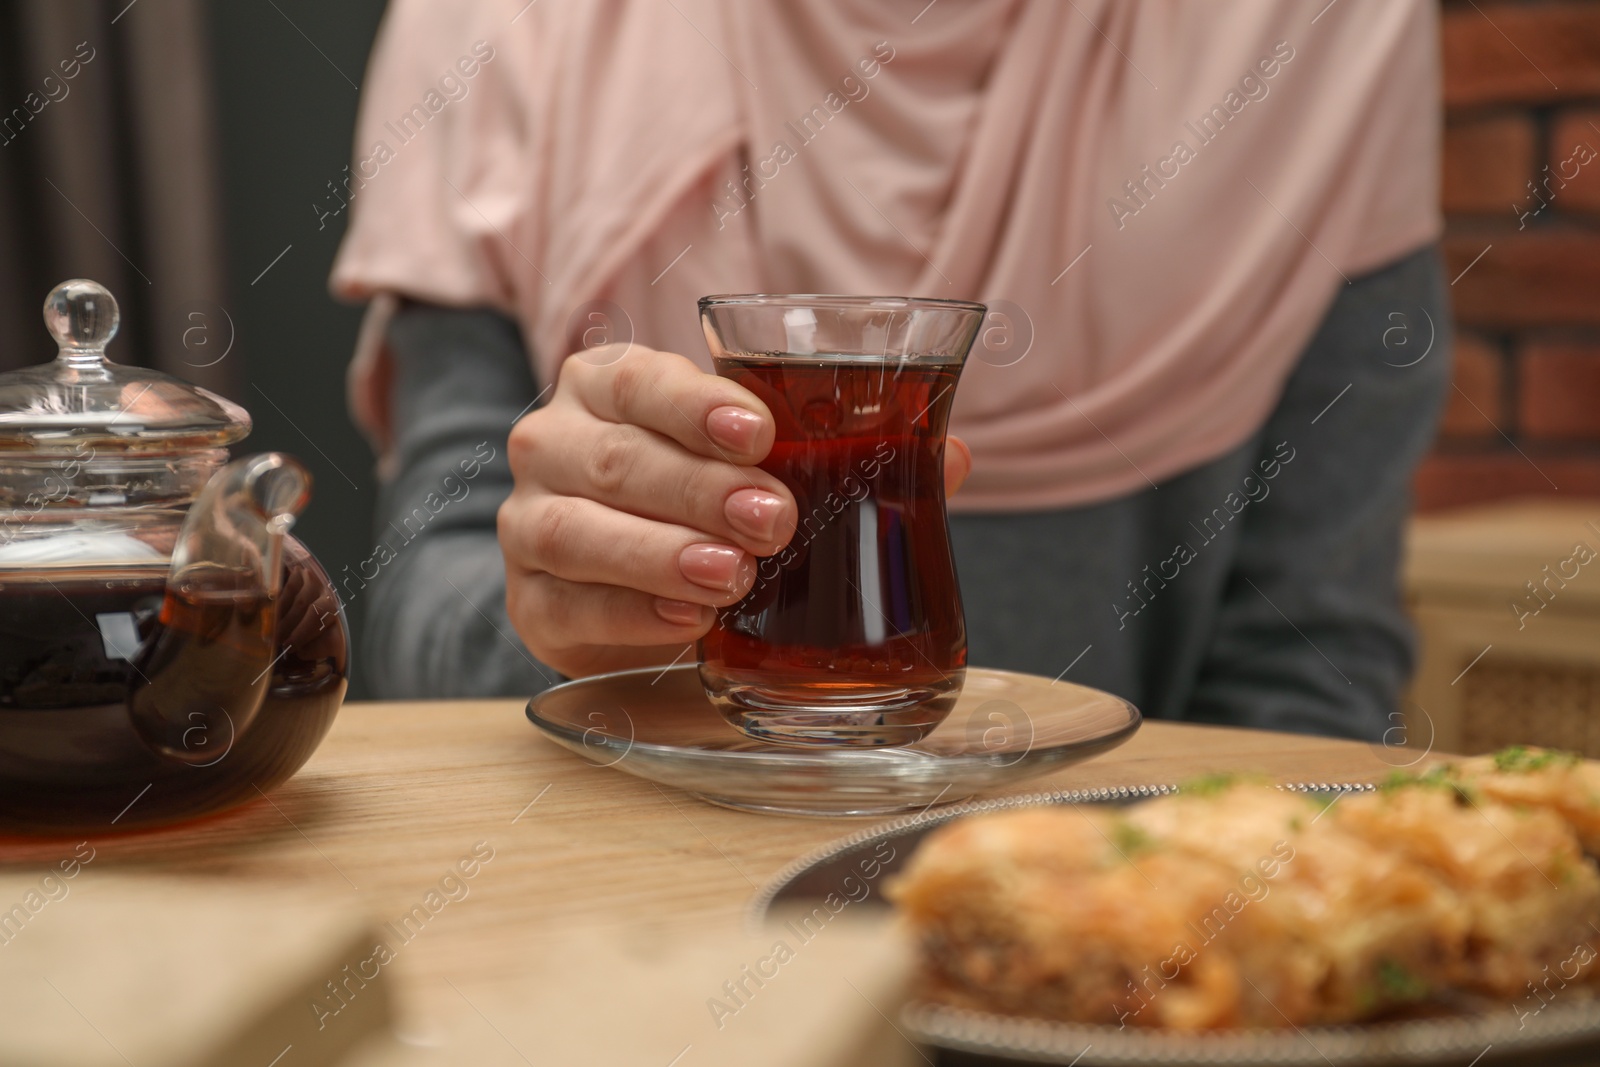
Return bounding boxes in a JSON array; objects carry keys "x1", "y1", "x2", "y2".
[{"x1": 0, "y1": 694, "x2": 1414, "y2": 1043}]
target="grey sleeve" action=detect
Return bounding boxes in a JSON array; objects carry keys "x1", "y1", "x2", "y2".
[{"x1": 358, "y1": 302, "x2": 560, "y2": 699}]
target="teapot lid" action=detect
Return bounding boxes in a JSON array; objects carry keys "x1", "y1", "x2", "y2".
[{"x1": 0, "y1": 279, "x2": 250, "y2": 452}]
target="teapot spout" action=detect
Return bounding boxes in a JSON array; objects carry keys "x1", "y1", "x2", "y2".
[{"x1": 129, "y1": 454, "x2": 312, "y2": 765}]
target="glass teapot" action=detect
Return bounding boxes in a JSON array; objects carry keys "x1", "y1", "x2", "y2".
[{"x1": 0, "y1": 280, "x2": 348, "y2": 834}]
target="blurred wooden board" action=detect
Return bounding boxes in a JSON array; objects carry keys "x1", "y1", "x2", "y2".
[
  {"x1": 340, "y1": 915, "x2": 914, "y2": 1067},
  {"x1": 0, "y1": 874, "x2": 388, "y2": 1067},
  {"x1": 0, "y1": 683, "x2": 1408, "y2": 1050}
]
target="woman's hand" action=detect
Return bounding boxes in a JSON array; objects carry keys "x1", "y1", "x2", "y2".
[{"x1": 498, "y1": 344, "x2": 971, "y2": 679}]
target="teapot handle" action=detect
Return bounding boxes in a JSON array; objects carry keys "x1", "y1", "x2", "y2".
[{"x1": 127, "y1": 454, "x2": 311, "y2": 765}]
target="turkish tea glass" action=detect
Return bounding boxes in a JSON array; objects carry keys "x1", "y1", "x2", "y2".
[{"x1": 697, "y1": 295, "x2": 984, "y2": 748}]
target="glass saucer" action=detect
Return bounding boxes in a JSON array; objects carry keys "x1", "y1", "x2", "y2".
[{"x1": 524, "y1": 665, "x2": 1140, "y2": 816}]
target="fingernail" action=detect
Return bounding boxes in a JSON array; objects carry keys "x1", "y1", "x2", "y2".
[
  {"x1": 724, "y1": 489, "x2": 786, "y2": 543},
  {"x1": 654, "y1": 598, "x2": 707, "y2": 626},
  {"x1": 706, "y1": 406, "x2": 763, "y2": 452},
  {"x1": 678, "y1": 543, "x2": 748, "y2": 593}
]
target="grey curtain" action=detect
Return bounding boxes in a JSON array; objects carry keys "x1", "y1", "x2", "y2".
[{"x1": 0, "y1": 0, "x2": 238, "y2": 398}]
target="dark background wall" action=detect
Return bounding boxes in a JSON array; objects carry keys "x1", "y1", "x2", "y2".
[{"x1": 208, "y1": 0, "x2": 387, "y2": 696}]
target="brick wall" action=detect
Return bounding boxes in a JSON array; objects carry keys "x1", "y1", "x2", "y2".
[{"x1": 1423, "y1": 0, "x2": 1600, "y2": 510}]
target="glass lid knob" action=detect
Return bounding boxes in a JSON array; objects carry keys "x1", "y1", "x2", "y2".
[{"x1": 44, "y1": 279, "x2": 120, "y2": 357}]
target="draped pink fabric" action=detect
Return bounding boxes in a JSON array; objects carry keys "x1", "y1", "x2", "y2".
[{"x1": 331, "y1": 0, "x2": 1440, "y2": 511}]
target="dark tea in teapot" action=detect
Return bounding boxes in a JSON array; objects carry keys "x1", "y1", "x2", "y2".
[{"x1": 0, "y1": 541, "x2": 346, "y2": 832}]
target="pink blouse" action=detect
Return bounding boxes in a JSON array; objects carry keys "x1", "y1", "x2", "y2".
[{"x1": 332, "y1": 0, "x2": 1440, "y2": 511}]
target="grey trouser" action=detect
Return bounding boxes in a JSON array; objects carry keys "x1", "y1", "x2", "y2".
[{"x1": 366, "y1": 246, "x2": 1449, "y2": 741}]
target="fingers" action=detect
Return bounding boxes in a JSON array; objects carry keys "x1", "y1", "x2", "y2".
[
  {"x1": 945, "y1": 435, "x2": 972, "y2": 496},
  {"x1": 499, "y1": 494, "x2": 756, "y2": 608},
  {"x1": 557, "y1": 346, "x2": 774, "y2": 465},
  {"x1": 507, "y1": 571, "x2": 716, "y2": 653},
  {"x1": 513, "y1": 409, "x2": 797, "y2": 557}
]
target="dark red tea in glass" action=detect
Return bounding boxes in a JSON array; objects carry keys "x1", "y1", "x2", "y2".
[{"x1": 698, "y1": 295, "x2": 985, "y2": 747}]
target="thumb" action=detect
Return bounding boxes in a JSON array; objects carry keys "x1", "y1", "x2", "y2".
[{"x1": 944, "y1": 435, "x2": 972, "y2": 496}]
